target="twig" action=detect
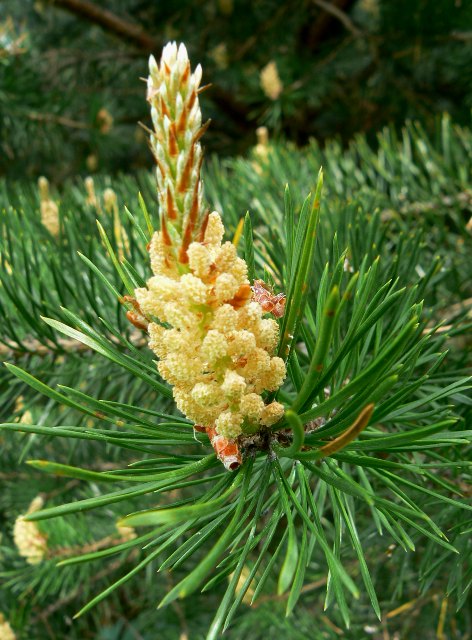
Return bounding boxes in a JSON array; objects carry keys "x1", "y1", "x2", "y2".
[
  {"x1": 52, "y1": 530, "x2": 136, "y2": 559},
  {"x1": 385, "y1": 593, "x2": 437, "y2": 619},
  {"x1": 45, "y1": 0, "x2": 252, "y2": 132},
  {"x1": 312, "y1": 0, "x2": 362, "y2": 37},
  {"x1": 47, "y1": 0, "x2": 157, "y2": 51},
  {"x1": 320, "y1": 614, "x2": 344, "y2": 635},
  {"x1": 306, "y1": 0, "x2": 358, "y2": 48},
  {"x1": 436, "y1": 597, "x2": 448, "y2": 640},
  {"x1": 27, "y1": 111, "x2": 89, "y2": 130},
  {"x1": 31, "y1": 549, "x2": 139, "y2": 625},
  {"x1": 252, "y1": 576, "x2": 327, "y2": 608},
  {"x1": 0, "y1": 330, "x2": 146, "y2": 359},
  {"x1": 165, "y1": 572, "x2": 189, "y2": 640},
  {"x1": 422, "y1": 295, "x2": 472, "y2": 335},
  {"x1": 43, "y1": 479, "x2": 80, "y2": 501}
]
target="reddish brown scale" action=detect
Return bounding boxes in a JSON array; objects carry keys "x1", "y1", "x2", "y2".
[
  {"x1": 155, "y1": 156, "x2": 166, "y2": 179},
  {"x1": 160, "y1": 96, "x2": 171, "y2": 118},
  {"x1": 252, "y1": 280, "x2": 286, "y2": 318},
  {"x1": 186, "y1": 90, "x2": 197, "y2": 112},
  {"x1": 179, "y1": 223, "x2": 193, "y2": 263},
  {"x1": 178, "y1": 159, "x2": 203, "y2": 262},
  {"x1": 163, "y1": 61, "x2": 171, "y2": 75},
  {"x1": 160, "y1": 216, "x2": 172, "y2": 246},
  {"x1": 126, "y1": 310, "x2": 149, "y2": 332},
  {"x1": 193, "y1": 120, "x2": 211, "y2": 144},
  {"x1": 176, "y1": 104, "x2": 189, "y2": 136},
  {"x1": 178, "y1": 144, "x2": 195, "y2": 194},
  {"x1": 206, "y1": 263, "x2": 218, "y2": 284},
  {"x1": 121, "y1": 296, "x2": 148, "y2": 331},
  {"x1": 181, "y1": 61, "x2": 190, "y2": 83},
  {"x1": 193, "y1": 424, "x2": 207, "y2": 433},
  {"x1": 206, "y1": 427, "x2": 242, "y2": 471},
  {"x1": 228, "y1": 284, "x2": 252, "y2": 309},
  {"x1": 121, "y1": 295, "x2": 142, "y2": 313},
  {"x1": 193, "y1": 425, "x2": 242, "y2": 470},
  {"x1": 169, "y1": 122, "x2": 178, "y2": 156},
  {"x1": 166, "y1": 186, "x2": 178, "y2": 220},
  {"x1": 189, "y1": 154, "x2": 204, "y2": 226},
  {"x1": 197, "y1": 210, "x2": 210, "y2": 242},
  {"x1": 197, "y1": 83, "x2": 212, "y2": 94}
]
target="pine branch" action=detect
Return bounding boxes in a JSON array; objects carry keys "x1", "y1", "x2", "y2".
[
  {"x1": 1, "y1": 42, "x2": 471, "y2": 636},
  {"x1": 306, "y1": 0, "x2": 358, "y2": 50},
  {"x1": 312, "y1": 0, "x2": 362, "y2": 37},
  {"x1": 29, "y1": 550, "x2": 139, "y2": 625},
  {"x1": 44, "y1": 0, "x2": 252, "y2": 134},
  {"x1": 27, "y1": 111, "x2": 89, "y2": 130},
  {"x1": 47, "y1": 0, "x2": 158, "y2": 51}
]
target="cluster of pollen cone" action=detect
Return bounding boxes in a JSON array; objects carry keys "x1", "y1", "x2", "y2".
[{"x1": 135, "y1": 43, "x2": 286, "y2": 469}]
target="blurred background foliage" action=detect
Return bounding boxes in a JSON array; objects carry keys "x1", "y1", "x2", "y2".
[
  {"x1": 1, "y1": 1, "x2": 472, "y2": 639},
  {"x1": 1, "y1": 0, "x2": 472, "y2": 180},
  {"x1": 0, "y1": 117, "x2": 471, "y2": 639}
]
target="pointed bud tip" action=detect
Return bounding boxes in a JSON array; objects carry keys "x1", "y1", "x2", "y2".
[{"x1": 149, "y1": 54, "x2": 158, "y2": 73}]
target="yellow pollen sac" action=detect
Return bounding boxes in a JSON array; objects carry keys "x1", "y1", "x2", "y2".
[
  {"x1": 227, "y1": 330, "x2": 257, "y2": 357},
  {"x1": 148, "y1": 274, "x2": 177, "y2": 296},
  {"x1": 188, "y1": 242, "x2": 212, "y2": 278},
  {"x1": 40, "y1": 200, "x2": 60, "y2": 237},
  {"x1": 211, "y1": 304, "x2": 239, "y2": 332},
  {"x1": 201, "y1": 329, "x2": 229, "y2": 363},
  {"x1": 215, "y1": 410, "x2": 244, "y2": 439},
  {"x1": 148, "y1": 323, "x2": 168, "y2": 357},
  {"x1": 204, "y1": 211, "x2": 225, "y2": 246},
  {"x1": 240, "y1": 393, "x2": 265, "y2": 422},
  {"x1": 260, "y1": 401, "x2": 285, "y2": 427},
  {"x1": 161, "y1": 302, "x2": 195, "y2": 329},
  {"x1": 237, "y1": 301, "x2": 263, "y2": 326},
  {"x1": 255, "y1": 318, "x2": 280, "y2": 351},
  {"x1": 230, "y1": 257, "x2": 249, "y2": 282},
  {"x1": 214, "y1": 273, "x2": 239, "y2": 302},
  {"x1": 180, "y1": 273, "x2": 208, "y2": 304},
  {"x1": 221, "y1": 370, "x2": 246, "y2": 401},
  {"x1": 215, "y1": 242, "x2": 237, "y2": 271},
  {"x1": 191, "y1": 382, "x2": 222, "y2": 406},
  {"x1": 13, "y1": 496, "x2": 48, "y2": 565},
  {"x1": 140, "y1": 210, "x2": 287, "y2": 440},
  {"x1": 265, "y1": 357, "x2": 287, "y2": 391},
  {"x1": 0, "y1": 613, "x2": 16, "y2": 640}
]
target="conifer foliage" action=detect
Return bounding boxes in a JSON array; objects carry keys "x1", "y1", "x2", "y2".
[{"x1": 0, "y1": 42, "x2": 471, "y2": 640}]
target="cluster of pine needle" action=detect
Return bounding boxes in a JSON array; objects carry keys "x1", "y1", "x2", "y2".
[{"x1": 0, "y1": 43, "x2": 471, "y2": 640}]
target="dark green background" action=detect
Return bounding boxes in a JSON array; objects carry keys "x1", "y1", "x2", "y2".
[{"x1": 1, "y1": 0, "x2": 472, "y2": 179}]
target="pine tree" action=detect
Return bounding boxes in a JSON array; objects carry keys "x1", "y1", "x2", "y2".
[{"x1": 1, "y1": 42, "x2": 471, "y2": 640}]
